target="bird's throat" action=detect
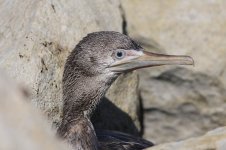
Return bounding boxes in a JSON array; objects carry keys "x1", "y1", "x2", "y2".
[{"x1": 62, "y1": 73, "x2": 116, "y2": 121}]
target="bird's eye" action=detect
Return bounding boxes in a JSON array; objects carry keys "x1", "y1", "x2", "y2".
[{"x1": 115, "y1": 49, "x2": 126, "y2": 59}]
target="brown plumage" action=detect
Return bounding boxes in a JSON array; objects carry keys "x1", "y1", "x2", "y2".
[{"x1": 57, "y1": 31, "x2": 193, "y2": 150}]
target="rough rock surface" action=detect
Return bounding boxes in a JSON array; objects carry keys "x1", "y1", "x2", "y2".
[
  {"x1": 140, "y1": 67, "x2": 226, "y2": 144},
  {"x1": 0, "y1": 0, "x2": 141, "y2": 135},
  {"x1": 147, "y1": 126, "x2": 226, "y2": 150},
  {"x1": 121, "y1": 0, "x2": 226, "y2": 143},
  {"x1": 0, "y1": 71, "x2": 67, "y2": 150},
  {"x1": 121, "y1": 0, "x2": 226, "y2": 78}
]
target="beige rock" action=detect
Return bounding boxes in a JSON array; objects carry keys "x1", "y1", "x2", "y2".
[
  {"x1": 146, "y1": 127, "x2": 226, "y2": 150},
  {"x1": 140, "y1": 67, "x2": 226, "y2": 143},
  {"x1": 121, "y1": 0, "x2": 226, "y2": 143},
  {"x1": 121, "y1": 0, "x2": 226, "y2": 79},
  {"x1": 0, "y1": 71, "x2": 67, "y2": 150},
  {"x1": 0, "y1": 0, "x2": 141, "y2": 135}
]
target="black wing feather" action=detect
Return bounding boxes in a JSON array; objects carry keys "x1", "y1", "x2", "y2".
[{"x1": 96, "y1": 130, "x2": 154, "y2": 150}]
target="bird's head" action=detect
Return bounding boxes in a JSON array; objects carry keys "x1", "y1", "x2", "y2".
[
  {"x1": 62, "y1": 31, "x2": 194, "y2": 116},
  {"x1": 66, "y1": 31, "x2": 193, "y2": 80}
]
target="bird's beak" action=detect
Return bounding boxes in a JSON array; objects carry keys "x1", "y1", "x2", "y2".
[{"x1": 109, "y1": 50, "x2": 194, "y2": 73}]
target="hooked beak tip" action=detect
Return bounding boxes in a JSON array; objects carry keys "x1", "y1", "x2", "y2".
[{"x1": 183, "y1": 56, "x2": 195, "y2": 66}]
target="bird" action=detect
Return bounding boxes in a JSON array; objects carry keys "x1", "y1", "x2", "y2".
[{"x1": 57, "y1": 31, "x2": 194, "y2": 150}]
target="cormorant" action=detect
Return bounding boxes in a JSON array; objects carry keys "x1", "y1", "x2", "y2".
[{"x1": 57, "y1": 31, "x2": 194, "y2": 150}]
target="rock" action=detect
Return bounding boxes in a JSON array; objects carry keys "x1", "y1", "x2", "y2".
[
  {"x1": 121, "y1": 0, "x2": 226, "y2": 79},
  {"x1": 0, "y1": 71, "x2": 67, "y2": 150},
  {"x1": 0, "y1": 0, "x2": 141, "y2": 134},
  {"x1": 146, "y1": 126, "x2": 226, "y2": 150},
  {"x1": 121, "y1": 0, "x2": 226, "y2": 143},
  {"x1": 141, "y1": 67, "x2": 226, "y2": 143}
]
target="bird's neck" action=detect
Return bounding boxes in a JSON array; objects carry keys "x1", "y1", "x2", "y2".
[
  {"x1": 58, "y1": 115, "x2": 99, "y2": 150},
  {"x1": 62, "y1": 74, "x2": 115, "y2": 119},
  {"x1": 58, "y1": 71, "x2": 116, "y2": 149}
]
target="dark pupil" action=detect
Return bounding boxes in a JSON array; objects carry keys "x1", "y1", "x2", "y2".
[{"x1": 117, "y1": 51, "x2": 123, "y2": 57}]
